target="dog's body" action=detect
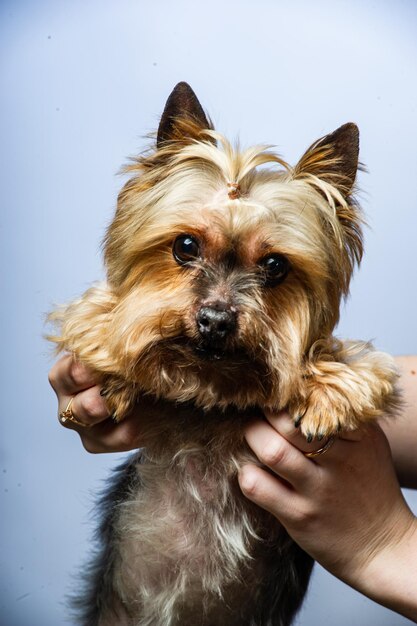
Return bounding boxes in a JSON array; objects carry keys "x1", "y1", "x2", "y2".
[
  {"x1": 76, "y1": 411, "x2": 313, "y2": 626},
  {"x1": 50, "y1": 83, "x2": 399, "y2": 625}
]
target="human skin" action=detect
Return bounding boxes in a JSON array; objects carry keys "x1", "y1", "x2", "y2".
[
  {"x1": 239, "y1": 356, "x2": 417, "y2": 622},
  {"x1": 49, "y1": 355, "x2": 417, "y2": 620}
]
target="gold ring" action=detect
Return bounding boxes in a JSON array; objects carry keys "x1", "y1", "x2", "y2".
[
  {"x1": 59, "y1": 397, "x2": 89, "y2": 428},
  {"x1": 304, "y1": 436, "x2": 335, "y2": 458}
]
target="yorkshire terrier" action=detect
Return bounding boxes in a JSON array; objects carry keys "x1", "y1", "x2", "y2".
[{"x1": 50, "y1": 82, "x2": 399, "y2": 626}]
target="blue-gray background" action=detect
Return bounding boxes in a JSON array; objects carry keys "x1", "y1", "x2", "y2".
[{"x1": 1, "y1": 1, "x2": 417, "y2": 624}]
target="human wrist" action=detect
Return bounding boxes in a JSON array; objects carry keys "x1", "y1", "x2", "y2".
[{"x1": 348, "y1": 512, "x2": 417, "y2": 621}]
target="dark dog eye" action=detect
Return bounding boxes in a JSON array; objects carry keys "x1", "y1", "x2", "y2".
[
  {"x1": 173, "y1": 235, "x2": 200, "y2": 265},
  {"x1": 259, "y1": 254, "x2": 290, "y2": 286}
]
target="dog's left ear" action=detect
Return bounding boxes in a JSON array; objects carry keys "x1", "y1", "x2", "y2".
[
  {"x1": 157, "y1": 82, "x2": 213, "y2": 147},
  {"x1": 294, "y1": 123, "x2": 359, "y2": 197}
]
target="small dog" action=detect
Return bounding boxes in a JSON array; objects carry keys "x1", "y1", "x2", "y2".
[{"x1": 50, "y1": 82, "x2": 400, "y2": 626}]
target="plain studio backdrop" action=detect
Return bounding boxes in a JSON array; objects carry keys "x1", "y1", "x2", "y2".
[{"x1": 1, "y1": 1, "x2": 417, "y2": 625}]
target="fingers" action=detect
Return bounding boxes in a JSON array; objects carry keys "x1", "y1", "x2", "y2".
[
  {"x1": 48, "y1": 354, "x2": 97, "y2": 397},
  {"x1": 263, "y1": 410, "x2": 344, "y2": 463},
  {"x1": 265, "y1": 409, "x2": 371, "y2": 444},
  {"x1": 61, "y1": 386, "x2": 110, "y2": 429},
  {"x1": 49, "y1": 354, "x2": 146, "y2": 454},
  {"x1": 78, "y1": 413, "x2": 144, "y2": 454},
  {"x1": 58, "y1": 394, "x2": 144, "y2": 454},
  {"x1": 238, "y1": 462, "x2": 300, "y2": 520},
  {"x1": 244, "y1": 419, "x2": 316, "y2": 488},
  {"x1": 50, "y1": 353, "x2": 114, "y2": 442},
  {"x1": 240, "y1": 414, "x2": 373, "y2": 530},
  {"x1": 244, "y1": 414, "x2": 389, "y2": 489},
  {"x1": 264, "y1": 410, "x2": 328, "y2": 455},
  {"x1": 49, "y1": 354, "x2": 110, "y2": 430},
  {"x1": 56, "y1": 387, "x2": 143, "y2": 453},
  {"x1": 263, "y1": 410, "x2": 371, "y2": 463},
  {"x1": 242, "y1": 410, "x2": 356, "y2": 500}
]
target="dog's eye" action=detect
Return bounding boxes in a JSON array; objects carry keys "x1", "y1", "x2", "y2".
[
  {"x1": 259, "y1": 254, "x2": 290, "y2": 286},
  {"x1": 173, "y1": 235, "x2": 200, "y2": 265}
]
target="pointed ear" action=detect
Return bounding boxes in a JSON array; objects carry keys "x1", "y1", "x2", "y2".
[
  {"x1": 157, "y1": 82, "x2": 212, "y2": 147},
  {"x1": 294, "y1": 123, "x2": 359, "y2": 196}
]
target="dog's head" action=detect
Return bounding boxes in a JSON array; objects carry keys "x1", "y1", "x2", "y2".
[{"x1": 103, "y1": 83, "x2": 363, "y2": 410}]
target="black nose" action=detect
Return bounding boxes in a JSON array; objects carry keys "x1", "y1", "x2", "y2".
[{"x1": 196, "y1": 306, "x2": 236, "y2": 343}]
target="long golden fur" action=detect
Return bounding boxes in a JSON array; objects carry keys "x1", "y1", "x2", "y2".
[{"x1": 49, "y1": 82, "x2": 399, "y2": 625}]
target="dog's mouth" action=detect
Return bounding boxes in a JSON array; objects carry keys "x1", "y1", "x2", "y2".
[
  {"x1": 189, "y1": 339, "x2": 254, "y2": 365},
  {"x1": 193, "y1": 343, "x2": 227, "y2": 361},
  {"x1": 164, "y1": 336, "x2": 250, "y2": 363},
  {"x1": 140, "y1": 335, "x2": 270, "y2": 404}
]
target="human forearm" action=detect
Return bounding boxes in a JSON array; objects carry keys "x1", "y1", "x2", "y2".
[
  {"x1": 349, "y1": 514, "x2": 417, "y2": 621},
  {"x1": 382, "y1": 356, "x2": 417, "y2": 489},
  {"x1": 239, "y1": 413, "x2": 417, "y2": 621}
]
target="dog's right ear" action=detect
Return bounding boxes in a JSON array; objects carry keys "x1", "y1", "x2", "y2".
[{"x1": 157, "y1": 82, "x2": 213, "y2": 147}]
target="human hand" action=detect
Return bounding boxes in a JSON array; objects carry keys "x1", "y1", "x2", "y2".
[
  {"x1": 238, "y1": 412, "x2": 417, "y2": 620},
  {"x1": 48, "y1": 354, "x2": 144, "y2": 453}
]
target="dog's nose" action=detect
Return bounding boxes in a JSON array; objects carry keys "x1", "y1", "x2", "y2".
[{"x1": 196, "y1": 306, "x2": 236, "y2": 342}]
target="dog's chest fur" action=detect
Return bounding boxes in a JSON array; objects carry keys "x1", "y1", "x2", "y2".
[
  {"x1": 93, "y1": 416, "x2": 311, "y2": 626},
  {"x1": 115, "y1": 432, "x2": 267, "y2": 616}
]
